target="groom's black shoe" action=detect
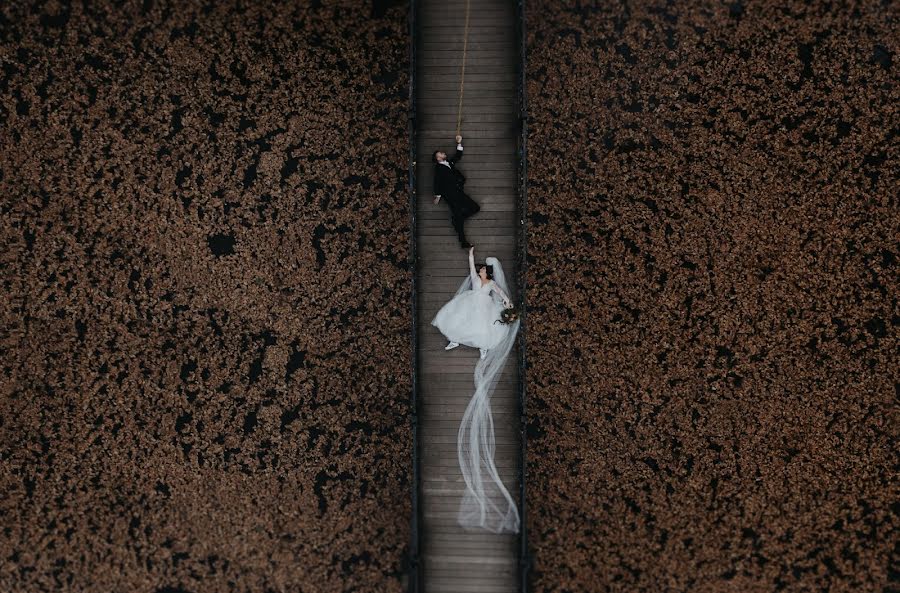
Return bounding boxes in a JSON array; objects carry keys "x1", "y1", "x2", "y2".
[{"x1": 460, "y1": 241, "x2": 473, "y2": 249}]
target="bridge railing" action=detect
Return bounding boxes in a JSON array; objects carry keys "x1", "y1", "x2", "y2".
[
  {"x1": 515, "y1": 0, "x2": 531, "y2": 591},
  {"x1": 407, "y1": 0, "x2": 422, "y2": 592}
]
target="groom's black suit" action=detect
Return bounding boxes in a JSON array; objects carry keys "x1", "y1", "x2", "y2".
[{"x1": 434, "y1": 146, "x2": 480, "y2": 245}]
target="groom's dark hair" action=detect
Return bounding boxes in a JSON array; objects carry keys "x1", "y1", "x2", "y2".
[
  {"x1": 432, "y1": 150, "x2": 441, "y2": 163},
  {"x1": 476, "y1": 263, "x2": 494, "y2": 280}
]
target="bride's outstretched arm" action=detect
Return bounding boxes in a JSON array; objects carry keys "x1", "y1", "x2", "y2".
[{"x1": 468, "y1": 247, "x2": 478, "y2": 284}]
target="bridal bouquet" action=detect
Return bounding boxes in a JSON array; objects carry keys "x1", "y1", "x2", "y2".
[{"x1": 497, "y1": 305, "x2": 520, "y2": 325}]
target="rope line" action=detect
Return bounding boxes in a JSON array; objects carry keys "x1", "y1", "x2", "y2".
[{"x1": 456, "y1": 0, "x2": 471, "y2": 137}]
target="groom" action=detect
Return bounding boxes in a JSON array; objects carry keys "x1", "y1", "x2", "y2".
[{"x1": 433, "y1": 135, "x2": 481, "y2": 248}]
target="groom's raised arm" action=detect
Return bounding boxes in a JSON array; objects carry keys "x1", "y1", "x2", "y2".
[{"x1": 452, "y1": 135, "x2": 464, "y2": 162}]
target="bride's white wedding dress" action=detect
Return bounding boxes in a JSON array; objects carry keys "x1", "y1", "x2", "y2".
[
  {"x1": 432, "y1": 267, "x2": 509, "y2": 351},
  {"x1": 431, "y1": 250, "x2": 521, "y2": 534}
]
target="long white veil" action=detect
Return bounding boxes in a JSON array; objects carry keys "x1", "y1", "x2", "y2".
[{"x1": 453, "y1": 256, "x2": 521, "y2": 533}]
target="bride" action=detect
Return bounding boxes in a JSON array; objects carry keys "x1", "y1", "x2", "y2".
[
  {"x1": 432, "y1": 246, "x2": 521, "y2": 534},
  {"x1": 432, "y1": 246, "x2": 513, "y2": 359}
]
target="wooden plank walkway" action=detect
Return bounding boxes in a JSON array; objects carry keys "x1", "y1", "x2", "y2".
[{"x1": 415, "y1": 0, "x2": 520, "y2": 591}]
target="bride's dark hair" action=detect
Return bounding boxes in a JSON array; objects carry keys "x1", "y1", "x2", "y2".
[{"x1": 476, "y1": 263, "x2": 494, "y2": 280}]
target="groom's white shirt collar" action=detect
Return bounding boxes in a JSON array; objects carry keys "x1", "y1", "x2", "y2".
[{"x1": 439, "y1": 143, "x2": 463, "y2": 167}]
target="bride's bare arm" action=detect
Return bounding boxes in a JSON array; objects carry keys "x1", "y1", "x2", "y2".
[{"x1": 468, "y1": 247, "x2": 478, "y2": 284}]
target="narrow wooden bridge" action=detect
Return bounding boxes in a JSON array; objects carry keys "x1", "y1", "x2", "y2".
[{"x1": 411, "y1": 0, "x2": 523, "y2": 591}]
